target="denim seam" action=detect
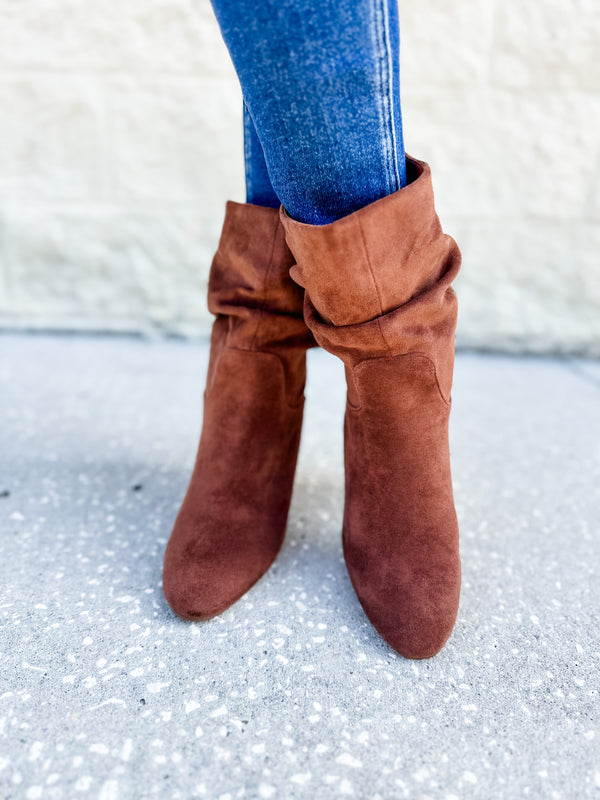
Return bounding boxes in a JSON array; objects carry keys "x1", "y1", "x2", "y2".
[{"x1": 371, "y1": 0, "x2": 400, "y2": 195}]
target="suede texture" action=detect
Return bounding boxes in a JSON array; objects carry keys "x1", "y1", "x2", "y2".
[
  {"x1": 281, "y1": 157, "x2": 461, "y2": 659},
  {"x1": 163, "y1": 202, "x2": 316, "y2": 621}
]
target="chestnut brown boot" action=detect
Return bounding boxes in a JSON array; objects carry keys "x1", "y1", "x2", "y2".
[
  {"x1": 281, "y1": 157, "x2": 461, "y2": 659},
  {"x1": 163, "y1": 202, "x2": 316, "y2": 620}
]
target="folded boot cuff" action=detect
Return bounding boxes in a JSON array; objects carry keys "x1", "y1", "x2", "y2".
[{"x1": 280, "y1": 156, "x2": 459, "y2": 328}]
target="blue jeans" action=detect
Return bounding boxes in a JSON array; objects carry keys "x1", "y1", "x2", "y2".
[{"x1": 209, "y1": 0, "x2": 407, "y2": 224}]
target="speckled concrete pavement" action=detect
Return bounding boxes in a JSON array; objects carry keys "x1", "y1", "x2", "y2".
[{"x1": 0, "y1": 333, "x2": 599, "y2": 800}]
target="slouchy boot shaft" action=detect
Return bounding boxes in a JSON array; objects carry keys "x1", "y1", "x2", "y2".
[
  {"x1": 281, "y1": 157, "x2": 461, "y2": 658},
  {"x1": 163, "y1": 202, "x2": 316, "y2": 621}
]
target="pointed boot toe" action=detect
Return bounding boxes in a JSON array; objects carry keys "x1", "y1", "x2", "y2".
[
  {"x1": 163, "y1": 511, "x2": 286, "y2": 621},
  {"x1": 344, "y1": 526, "x2": 461, "y2": 660}
]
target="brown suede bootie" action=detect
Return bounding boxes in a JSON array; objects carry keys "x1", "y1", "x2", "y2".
[
  {"x1": 281, "y1": 157, "x2": 461, "y2": 659},
  {"x1": 163, "y1": 202, "x2": 316, "y2": 620}
]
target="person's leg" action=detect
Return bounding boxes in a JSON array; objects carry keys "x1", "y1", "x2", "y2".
[
  {"x1": 212, "y1": 0, "x2": 407, "y2": 224},
  {"x1": 209, "y1": 0, "x2": 461, "y2": 658},
  {"x1": 165, "y1": 0, "x2": 462, "y2": 659},
  {"x1": 163, "y1": 57, "x2": 318, "y2": 620},
  {"x1": 243, "y1": 102, "x2": 280, "y2": 209}
]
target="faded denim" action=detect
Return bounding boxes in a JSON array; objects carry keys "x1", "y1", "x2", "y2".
[{"x1": 210, "y1": 0, "x2": 407, "y2": 224}]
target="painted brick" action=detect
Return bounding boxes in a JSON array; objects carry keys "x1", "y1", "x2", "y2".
[
  {"x1": 0, "y1": 0, "x2": 598, "y2": 353},
  {"x1": 4, "y1": 208, "x2": 218, "y2": 332},
  {"x1": 0, "y1": 76, "x2": 106, "y2": 203},
  {"x1": 0, "y1": 0, "x2": 232, "y2": 76},
  {"x1": 402, "y1": 88, "x2": 600, "y2": 220},
  {"x1": 109, "y1": 76, "x2": 243, "y2": 204},
  {"x1": 453, "y1": 218, "x2": 600, "y2": 355},
  {"x1": 491, "y1": 0, "x2": 600, "y2": 90},
  {"x1": 400, "y1": 0, "x2": 496, "y2": 86}
]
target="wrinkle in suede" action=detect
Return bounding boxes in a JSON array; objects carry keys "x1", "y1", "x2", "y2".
[
  {"x1": 163, "y1": 202, "x2": 316, "y2": 621},
  {"x1": 281, "y1": 156, "x2": 461, "y2": 659}
]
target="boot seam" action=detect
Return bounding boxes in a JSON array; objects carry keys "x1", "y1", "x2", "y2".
[
  {"x1": 357, "y1": 216, "x2": 392, "y2": 354},
  {"x1": 345, "y1": 351, "x2": 451, "y2": 411},
  {"x1": 222, "y1": 345, "x2": 306, "y2": 411},
  {"x1": 246, "y1": 214, "x2": 281, "y2": 352}
]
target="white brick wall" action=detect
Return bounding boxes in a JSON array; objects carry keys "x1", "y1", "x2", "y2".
[{"x1": 0, "y1": 0, "x2": 599, "y2": 353}]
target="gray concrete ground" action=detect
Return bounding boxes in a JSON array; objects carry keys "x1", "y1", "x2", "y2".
[{"x1": 0, "y1": 333, "x2": 599, "y2": 800}]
